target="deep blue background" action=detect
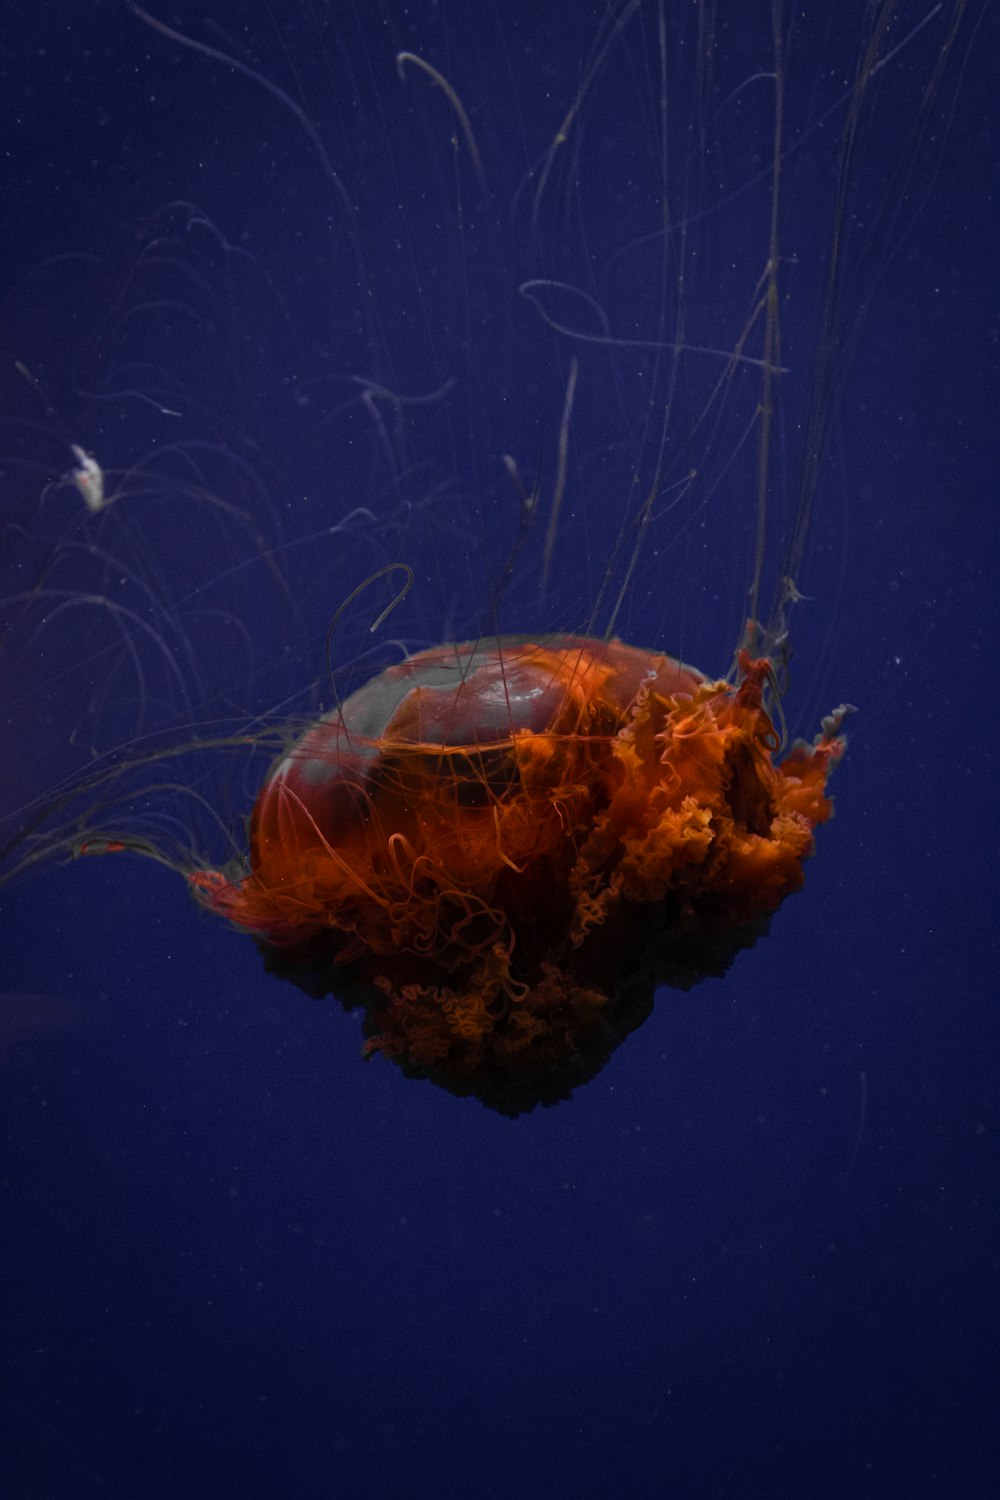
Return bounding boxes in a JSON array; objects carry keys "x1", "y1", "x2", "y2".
[{"x1": 1, "y1": 3, "x2": 997, "y2": 1497}]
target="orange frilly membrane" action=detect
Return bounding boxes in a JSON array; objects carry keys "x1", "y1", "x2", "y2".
[{"x1": 191, "y1": 636, "x2": 847, "y2": 1114}]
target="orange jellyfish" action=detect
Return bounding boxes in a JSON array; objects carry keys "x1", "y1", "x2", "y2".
[{"x1": 191, "y1": 636, "x2": 846, "y2": 1113}]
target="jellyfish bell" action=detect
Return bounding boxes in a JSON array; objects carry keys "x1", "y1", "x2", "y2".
[{"x1": 0, "y1": 1, "x2": 969, "y2": 1111}]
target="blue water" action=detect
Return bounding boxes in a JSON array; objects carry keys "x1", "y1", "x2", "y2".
[{"x1": 1, "y1": 3, "x2": 996, "y2": 1496}]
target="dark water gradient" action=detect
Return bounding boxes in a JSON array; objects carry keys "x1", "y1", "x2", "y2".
[{"x1": 0, "y1": 3, "x2": 996, "y2": 1496}]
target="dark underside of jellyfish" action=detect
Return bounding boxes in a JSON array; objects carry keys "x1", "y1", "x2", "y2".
[{"x1": 256, "y1": 868, "x2": 776, "y2": 1117}]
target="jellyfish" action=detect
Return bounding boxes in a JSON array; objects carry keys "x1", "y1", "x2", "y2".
[
  {"x1": 188, "y1": 636, "x2": 846, "y2": 1113},
  {"x1": 0, "y1": 0, "x2": 970, "y2": 1111}
]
